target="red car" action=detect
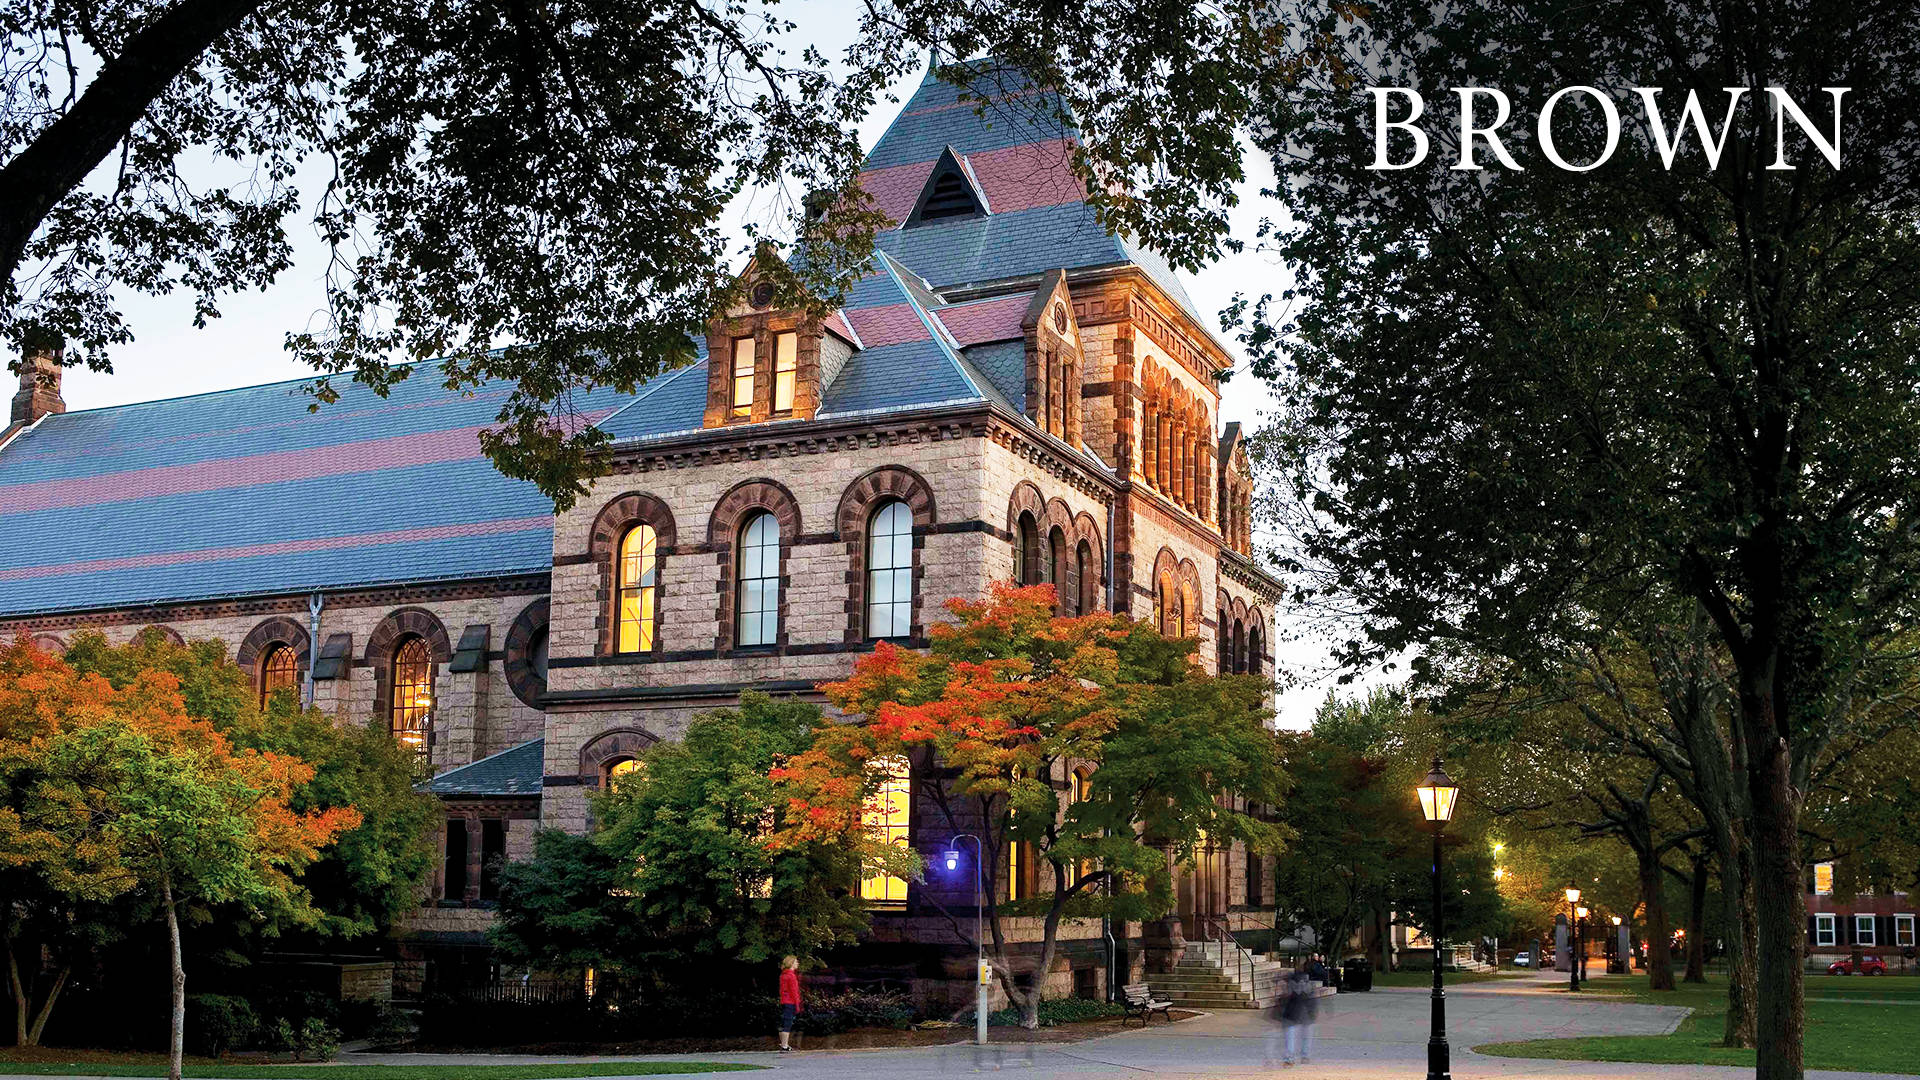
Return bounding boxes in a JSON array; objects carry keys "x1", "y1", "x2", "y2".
[{"x1": 1827, "y1": 955, "x2": 1888, "y2": 975}]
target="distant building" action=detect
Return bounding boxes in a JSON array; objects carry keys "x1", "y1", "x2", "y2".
[{"x1": 1808, "y1": 862, "x2": 1915, "y2": 964}]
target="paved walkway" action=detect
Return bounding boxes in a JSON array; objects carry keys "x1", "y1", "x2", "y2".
[{"x1": 317, "y1": 973, "x2": 1907, "y2": 1080}]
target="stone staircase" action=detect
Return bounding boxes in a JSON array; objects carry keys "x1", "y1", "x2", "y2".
[{"x1": 1147, "y1": 939, "x2": 1292, "y2": 1010}]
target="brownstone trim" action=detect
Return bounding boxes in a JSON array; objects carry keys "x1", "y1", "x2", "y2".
[
  {"x1": 366, "y1": 607, "x2": 452, "y2": 742},
  {"x1": 836, "y1": 465, "x2": 938, "y2": 643},
  {"x1": 503, "y1": 598, "x2": 550, "y2": 709},
  {"x1": 709, "y1": 478, "x2": 802, "y2": 652},
  {"x1": 30, "y1": 633, "x2": 65, "y2": 654},
  {"x1": 579, "y1": 726, "x2": 661, "y2": 787},
  {"x1": 235, "y1": 616, "x2": 311, "y2": 681},
  {"x1": 588, "y1": 492, "x2": 677, "y2": 657}
]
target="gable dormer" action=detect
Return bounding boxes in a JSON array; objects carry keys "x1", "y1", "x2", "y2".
[
  {"x1": 905, "y1": 146, "x2": 989, "y2": 226},
  {"x1": 702, "y1": 254, "x2": 855, "y2": 428},
  {"x1": 1021, "y1": 269, "x2": 1083, "y2": 449}
]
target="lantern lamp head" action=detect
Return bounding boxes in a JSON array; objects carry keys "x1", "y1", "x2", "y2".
[
  {"x1": 1565, "y1": 885, "x2": 1582, "y2": 904},
  {"x1": 1611, "y1": 915, "x2": 1623, "y2": 926},
  {"x1": 1416, "y1": 756, "x2": 1460, "y2": 824},
  {"x1": 943, "y1": 849, "x2": 961, "y2": 873},
  {"x1": 1576, "y1": 906, "x2": 1589, "y2": 919}
]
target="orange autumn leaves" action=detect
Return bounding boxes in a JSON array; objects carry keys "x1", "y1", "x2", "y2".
[{"x1": 0, "y1": 636, "x2": 358, "y2": 910}]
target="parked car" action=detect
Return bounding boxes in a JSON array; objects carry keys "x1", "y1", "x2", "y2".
[
  {"x1": 1512, "y1": 951, "x2": 1533, "y2": 968},
  {"x1": 1827, "y1": 954, "x2": 1888, "y2": 975}
]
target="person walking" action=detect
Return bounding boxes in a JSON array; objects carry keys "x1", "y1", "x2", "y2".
[
  {"x1": 1263, "y1": 963, "x2": 1295, "y2": 1068},
  {"x1": 777, "y1": 955, "x2": 803, "y2": 1052},
  {"x1": 1282, "y1": 964, "x2": 1319, "y2": 1065}
]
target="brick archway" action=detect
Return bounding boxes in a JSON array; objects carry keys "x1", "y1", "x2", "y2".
[
  {"x1": 365, "y1": 608, "x2": 452, "y2": 734},
  {"x1": 708, "y1": 479, "x2": 803, "y2": 650},
  {"x1": 588, "y1": 492, "x2": 677, "y2": 655},
  {"x1": 580, "y1": 727, "x2": 662, "y2": 787},
  {"x1": 236, "y1": 615, "x2": 311, "y2": 677}
]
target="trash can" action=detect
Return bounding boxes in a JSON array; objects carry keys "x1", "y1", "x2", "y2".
[{"x1": 1341, "y1": 958, "x2": 1373, "y2": 992}]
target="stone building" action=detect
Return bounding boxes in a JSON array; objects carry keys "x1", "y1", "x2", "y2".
[{"x1": 0, "y1": 61, "x2": 1282, "y2": 1004}]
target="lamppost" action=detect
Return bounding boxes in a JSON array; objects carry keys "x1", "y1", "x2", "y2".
[
  {"x1": 942, "y1": 836, "x2": 988, "y2": 1046},
  {"x1": 1417, "y1": 756, "x2": 1461, "y2": 1080},
  {"x1": 1564, "y1": 886, "x2": 1582, "y2": 992}
]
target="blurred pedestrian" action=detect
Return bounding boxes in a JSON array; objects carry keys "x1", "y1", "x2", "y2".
[{"x1": 777, "y1": 955, "x2": 803, "y2": 1052}]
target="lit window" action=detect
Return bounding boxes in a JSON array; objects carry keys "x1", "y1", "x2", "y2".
[
  {"x1": 1067, "y1": 770, "x2": 1094, "y2": 887},
  {"x1": 1007, "y1": 841, "x2": 1036, "y2": 901},
  {"x1": 1856, "y1": 914, "x2": 1876, "y2": 945},
  {"x1": 606, "y1": 757, "x2": 644, "y2": 787},
  {"x1": 1815, "y1": 862, "x2": 1835, "y2": 895},
  {"x1": 861, "y1": 755, "x2": 910, "y2": 905},
  {"x1": 737, "y1": 511, "x2": 781, "y2": 646},
  {"x1": 391, "y1": 637, "x2": 432, "y2": 758},
  {"x1": 1897, "y1": 915, "x2": 1915, "y2": 948},
  {"x1": 617, "y1": 524, "x2": 658, "y2": 653},
  {"x1": 1815, "y1": 913, "x2": 1837, "y2": 947},
  {"x1": 259, "y1": 643, "x2": 299, "y2": 706},
  {"x1": 773, "y1": 331, "x2": 797, "y2": 413},
  {"x1": 866, "y1": 500, "x2": 913, "y2": 638},
  {"x1": 732, "y1": 337, "x2": 756, "y2": 416}
]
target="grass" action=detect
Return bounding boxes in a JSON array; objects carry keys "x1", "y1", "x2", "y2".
[
  {"x1": 1478, "y1": 973, "x2": 1920, "y2": 1075},
  {"x1": 0, "y1": 1052, "x2": 760, "y2": 1079},
  {"x1": 1366, "y1": 969, "x2": 1532, "y2": 987}
]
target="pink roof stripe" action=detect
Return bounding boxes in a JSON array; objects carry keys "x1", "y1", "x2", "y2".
[
  {"x1": 859, "y1": 138, "x2": 1085, "y2": 225},
  {"x1": 933, "y1": 294, "x2": 1032, "y2": 346},
  {"x1": 823, "y1": 311, "x2": 862, "y2": 346},
  {"x1": 0, "y1": 516, "x2": 555, "y2": 583},
  {"x1": 846, "y1": 304, "x2": 932, "y2": 349}
]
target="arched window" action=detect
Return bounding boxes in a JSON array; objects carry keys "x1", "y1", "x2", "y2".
[
  {"x1": 1248, "y1": 625, "x2": 1265, "y2": 676},
  {"x1": 1156, "y1": 575, "x2": 1174, "y2": 635},
  {"x1": 1007, "y1": 840, "x2": 1037, "y2": 901},
  {"x1": 1076, "y1": 540, "x2": 1097, "y2": 615},
  {"x1": 1016, "y1": 511, "x2": 1041, "y2": 585},
  {"x1": 1232, "y1": 620, "x2": 1247, "y2": 674},
  {"x1": 1049, "y1": 526, "x2": 1069, "y2": 611},
  {"x1": 390, "y1": 636, "x2": 432, "y2": 758},
  {"x1": 1067, "y1": 769, "x2": 1095, "y2": 887},
  {"x1": 736, "y1": 511, "x2": 781, "y2": 646},
  {"x1": 861, "y1": 756, "x2": 911, "y2": 905},
  {"x1": 1245, "y1": 847, "x2": 1264, "y2": 907},
  {"x1": 259, "y1": 643, "x2": 299, "y2": 707},
  {"x1": 866, "y1": 500, "x2": 914, "y2": 639},
  {"x1": 616, "y1": 523, "x2": 659, "y2": 653},
  {"x1": 606, "y1": 757, "x2": 644, "y2": 788}
]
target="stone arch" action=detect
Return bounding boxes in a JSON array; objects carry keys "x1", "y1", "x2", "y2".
[
  {"x1": 590, "y1": 492, "x2": 677, "y2": 655},
  {"x1": 504, "y1": 598, "x2": 551, "y2": 709},
  {"x1": 580, "y1": 726, "x2": 661, "y2": 788},
  {"x1": 710, "y1": 479, "x2": 803, "y2": 650},
  {"x1": 839, "y1": 466, "x2": 938, "y2": 643},
  {"x1": 1150, "y1": 548, "x2": 1180, "y2": 634},
  {"x1": 1006, "y1": 481, "x2": 1046, "y2": 584},
  {"x1": 136, "y1": 624, "x2": 184, "y2": 646},
  {"x1": 366, "y1": 607, "x2": 452, "y2": 738},
  {"x1": 1072, "y1": 512, "x2": 1105, "y2": 613},
  {"x1": 236, "y1": 615, "x2": 311, "y2": 676},
  {"x1": 30, "y1": 633, "x2": 65, "y2": 655}
]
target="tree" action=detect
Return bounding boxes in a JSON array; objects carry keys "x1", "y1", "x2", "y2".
[
  {"x1": 770, "y1": 583, "x2": 1288, "y2": 1029},
  {"x1": 1238, "y1": 4, "x2": 1920, "y2": 1075},
  {"x1": 1, "y1": 1, "x2": 1269, "y2": 506},
  {"x1": 0, "y1": 637, "x2": 357, "y2": 1080},
  {"x1": 492, "y1": 693, "x2": 880, "y2": 996},
  {"x1": 1271, "y1": 731, "x2": 1396, "y2": 962}
]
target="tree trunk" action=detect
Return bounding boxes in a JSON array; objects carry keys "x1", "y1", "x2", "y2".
[
  {"x1": 6, "y1": 939, "x2": 26, "y2": 1047},
  {"x1": 1719, "y1": 842, "x2": 1759, "y2": 1047},
  {"x1": 1684, "y1": 855, "x2": 1707, "y2": 983},
  {"x1": 1748, "y1": 734, "x2": 1805, "y2": 1080},
  {"x1": 1637, "y1": 849, "x2": 1676, "y2": 991},
  {"x1": 25, "y1": 965, "x2": 67, "y2": 1048},
  {"x1": 162, "y1": 873, "x2": 185, "y2": 1080}
]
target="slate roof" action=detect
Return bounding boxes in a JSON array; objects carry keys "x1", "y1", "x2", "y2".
[
  {"x1": 0, "y1": 57, "x2": 1204, "y2": 620},
  {"x1": 423, "y1": 738, "x2": 545, "y2": 796},
  {"x1": 0, "y1": 364, "x2": 631, "y2": 617}
]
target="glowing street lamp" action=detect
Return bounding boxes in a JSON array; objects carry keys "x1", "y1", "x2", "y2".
[
  {"x1": 1416, "y1": 757, "x2": 1460, "y2": 1080},
  {"x1": 943, "y1": 836, "x2": 988, "y2": 1046},
  {"x1": 1564, "y1": 886, "x2": 1582, "y2": 991}
]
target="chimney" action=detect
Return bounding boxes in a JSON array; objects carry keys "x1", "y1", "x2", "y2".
[{"x1": 10, "y1": 341, "x2": 65, "y2": 427}]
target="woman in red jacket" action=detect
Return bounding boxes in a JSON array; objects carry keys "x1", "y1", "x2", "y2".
[{"x1": 777, "y1": 955, "x2": 802, "y2": 1051}]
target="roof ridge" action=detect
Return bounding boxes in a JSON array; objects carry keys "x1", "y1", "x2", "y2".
[
  {"x1": 41, "y1": 357, "x2": 464, "y2": 420},
  {"x1": 877, "y1": 252, "x2": 983, "y2": 402}
]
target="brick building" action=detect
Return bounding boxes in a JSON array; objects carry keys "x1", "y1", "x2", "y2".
[
  {"x1": 0, "y1": 61, "x2": 1282, "y2": 1003},
  {"x1": 1808, "y1": 862, "x2": 1916, "y2": 968}
]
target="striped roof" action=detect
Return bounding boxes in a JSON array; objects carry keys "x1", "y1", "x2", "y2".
[
  {"x1": 0, "y1": 58, "x2": 1199, "y2": 619},
  {"x1": 0, "y1": 366, "x2": 629, "y2": 617}
]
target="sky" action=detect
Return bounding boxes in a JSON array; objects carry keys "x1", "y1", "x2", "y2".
[{"x1": 46, "y1": 6, "x2": 1394, "y2": 728}]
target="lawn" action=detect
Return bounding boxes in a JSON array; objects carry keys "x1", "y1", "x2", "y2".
[
  {"x1": 1478, "y1": 973, "x2": 1920, "y2": 1075},
  {"x1": 1367, "y1": 970, "x2": 1532, "y2": 988},
  {"x1": 0, "y1": 1052, "x2": 759, "y2": 1079}
]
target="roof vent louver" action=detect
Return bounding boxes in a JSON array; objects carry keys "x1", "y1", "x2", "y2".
[{"x1": 906, "y1": 146, "x2": 989, "y2": 226}]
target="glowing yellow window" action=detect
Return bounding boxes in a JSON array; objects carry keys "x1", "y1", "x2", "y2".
[
  {"x1": 731, "y1": 337, "x2": 755, "y2": 416},
  {"x1": 1067, "y1": 770, "x2": 1094, "y2": 887},
  {"x1": 1007, "y1": 840, "x2": 1037, "y2": 901},
  {"x1": 773, "y1": 331, "x2": 797, "y2": 413},
  {"x1": 1814, "y1": 862, "x2": 1834, "y2": 895},
  {"x1": 861, "y1": 755, "x2": 910, "y2": 905},
  {"x1": 390, "y1": 637, "x2": 432, "y2": 758},
  {"x1": 259, "y1": 643, "x2": 299, "y2": 706},
  {"x1": 617, "y1": 524, "x2": 658, "y2": 653},
  {"x1": 606, "y1": 757, "x2": 644, "y2": 787}
]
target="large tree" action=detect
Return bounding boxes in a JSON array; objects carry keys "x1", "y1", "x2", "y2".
[
  {"x1": 1, "y1": 0, "x2": 1263, "y2": 506},
  {"x1": 771, "y1": 584, "x2": 1288, "y2": 1030},
  {"x1": 1239, "y1": 3, "x2": 1920, "y2": 1076}
]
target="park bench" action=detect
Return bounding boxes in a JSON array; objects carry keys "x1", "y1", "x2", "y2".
[{"x1": 1121, "y1": 983, "x2": 1173, "y2": 1026}]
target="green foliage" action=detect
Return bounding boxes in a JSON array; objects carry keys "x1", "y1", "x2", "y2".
[
  {"x1": 294, "y1": 1018, "x2": 339, "y2": 1062},
  {"x1": 982, "y1": 998, "x2": 1126, "y2": 1027},
  {"x1": 793, "y1": 988, "x2": 916, "y2": 1035},
  {"x1": 489, "y1": 829, "x2": 649, "y2": 983},
  {"x1": 185, "y1": 996, "x2": 256, "y2": 1060}
]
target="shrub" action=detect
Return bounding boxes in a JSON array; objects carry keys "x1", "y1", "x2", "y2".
[
  {"x1": 794, "y1": 988, "x2": 914, "y2": 1035},
  {"x1": 264, "y1": 1017, "x2": 297, "y2": 1056},
  {"x1": 297, "y1": 1017, "x2": 341, "y2": 1061},
  {"x1": 983, "y1": 997, "x2": 1127, "y2": 1027},
  {"x1": 188, "y1": 994, "x2": 258, "y2": 1059}
]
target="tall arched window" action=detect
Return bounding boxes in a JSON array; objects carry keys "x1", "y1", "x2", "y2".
[
  {"x1": 617, "y1": 523, "x2": 659, "y2": 653},
  {"x1": 1248, "y1": 625, "x2": 1265, "y2": 677},
  {"x1": 1048, "y1": 527, "x2": 1068, "y2": 610},
  {"x1": 1075, "y1": 540, "x2": 1096, "y2": 615},
  {"x1": 1016, "y1": 511, "x2": 1041, "y2": 585},
  {"x1": 1007, "y1": 841, "x2": 1037, "y2": 901},
  {"x1": 1232, "y1": 621, "x2": 1247, "y2": 674},
  {"x1": 391, "y1": 637, "x2": 432, "y2": 758},
  {"x1": 1067, "y1": 769, "x2": 1095, "y2": 887},
  {"x1": 736, "y1": 511, "x2": 781, "y2": 646},
  {"x1": 861, "y1": 755, "x2": 911, "y2": 905},
  {"x1": 259, "y1": 643, "x2": 299, "y2": 706},
  {"x1": 866, "y1": 500, "x2": 913, "y2": 639}
]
